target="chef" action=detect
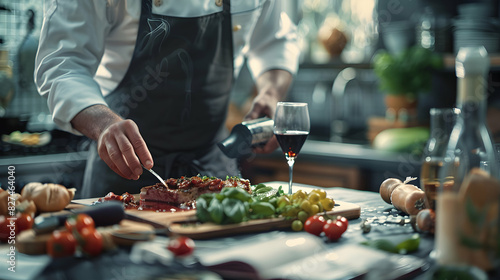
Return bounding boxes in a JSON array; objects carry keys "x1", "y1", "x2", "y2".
[{"x1": 35, "y1": 0, "x2": 300, "y2": 198}]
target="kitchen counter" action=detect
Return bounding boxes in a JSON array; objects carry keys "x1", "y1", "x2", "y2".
[
  {"x1": 0, "y1": 129, "x2": 90, "y2": 195},
  {"x1": 3, "y1": 183, "x2": 497, "y2": 280},
  {"x1": 295, "y1": 139, "x2": 421, "y2": 172},
  {"x1": 0, "y1": 152, "x2": 88, "y2": 196},
  {"x1": 242, "y1": 140, "x2": 422, "y2": 192}
]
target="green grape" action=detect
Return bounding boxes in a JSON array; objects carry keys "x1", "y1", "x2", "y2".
[
  {"x1": 291, "y1": 220, "x2": 303, "y2": 231},
  {"x1": 297, "y1": 210, "x2": 309, "y2": 223}
]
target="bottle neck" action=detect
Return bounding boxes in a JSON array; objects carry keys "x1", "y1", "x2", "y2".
[
  {"x1": 456, "y1": 75, "x2": 488, "y2": 123},
  {"x1": 429, "y1": 109, "x2": 456, "y2": 140}
]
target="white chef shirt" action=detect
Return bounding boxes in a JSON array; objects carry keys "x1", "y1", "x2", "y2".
[{"x1": 35, "y1": 0, "x2": 300, "y2": 134}]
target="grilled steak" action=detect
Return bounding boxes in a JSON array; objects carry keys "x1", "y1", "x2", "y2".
[{"x1": 139, "y1": 176, "x2": 251, "y2": 209}]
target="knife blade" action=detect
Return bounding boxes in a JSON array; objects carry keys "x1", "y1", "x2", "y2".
[
  {"x1": 33, "y1": 201, "x2": 125, "y2": 234},
  {"x1": 142, "y1": 164, "x2": 167, "y2": 187}
]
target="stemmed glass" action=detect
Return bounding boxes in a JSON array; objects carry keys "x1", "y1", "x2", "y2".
[{"x1": 273, "y1": 102, "x2": 310, "y2": 194}]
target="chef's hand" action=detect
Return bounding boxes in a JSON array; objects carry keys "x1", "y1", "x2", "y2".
[
  {"x1": 245, "y1": 92, "x2": 280, "y2": 154},
  {"x1": 71, "y1": 105, "x2": 153, "y2": 180},
  {"x1": 245, "y1": 69, "x2": 293, "y2": 155},
  {"x1": 97, "y1": 119, "x2": 153, "y2": 180}
]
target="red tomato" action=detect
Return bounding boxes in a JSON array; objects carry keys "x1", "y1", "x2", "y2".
[
  {"x1": 65, "y1": 214, "x2": 95, "y2": 234},
  {"x1": 167, "y1": 236, "x2": 195, "y2": 256},
  {"x1": 0, "y1": 215, "x2": 17, "y2": 243},
  {"x1": 47, "y1": 230, "x2": 77, "y2": 258},
  {"x1": 79, "y1": 227, "x2": 103, "y2": 257},
  {"x1": 323, "y1": 220, "x2": 344, "y2": 241},
  {"x1": 16, "y1": 213, "x2": 34, "y2": 233},
  {"x1": 336, "y1": 216, "x2": 348, "y2": 233},
  {"x1": 304, "y1": 215, "x2": 326, "y2": 236}
]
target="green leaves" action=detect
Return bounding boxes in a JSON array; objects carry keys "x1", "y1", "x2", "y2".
[
  {"x1": 208, "y1": 198, "x2": 224, "y2": 224},
  {"x1": 221, "y1": 187, "x2": 252, "y2": 202},
  {"x1": 360, "y1": 234, "x2": 420, "y2": 254},
  {"x1": 195, "y1": 185, "x2": 283, "y2": 225},
  {"x1": 373, "y1": 46, "x2": 443, "y2": 96},
  {"x1": 249, "y1": 202, "x2": 276, "y2": 219},
  {"x1": 222, "y1": 198, "x2": 246, "y2": 224}
]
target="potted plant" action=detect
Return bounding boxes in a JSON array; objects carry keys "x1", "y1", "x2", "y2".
[{"x1": 373, "y1": 46, "x2": 443, "y2": 120}]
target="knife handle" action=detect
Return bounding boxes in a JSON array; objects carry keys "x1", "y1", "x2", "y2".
[
  {"x1": 69, "y1": 201, "x2": 125, "y2": 226},
  {"x1": 34, "y1": 201, "x2": 125, "y2": 234}
]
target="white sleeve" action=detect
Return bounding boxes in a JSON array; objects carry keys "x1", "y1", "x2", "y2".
[
  {"x1": 35, "y1": 0, "x2": 112, "y2": 134},
  {"x1": 245, "y1": 0, "x2": 300, "y2": 80}
]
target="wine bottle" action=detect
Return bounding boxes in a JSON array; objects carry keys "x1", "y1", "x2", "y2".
[
  {"x1": 435, "y1": 46, "x2": 500, "y2": 271},
  {"x1": 218, "y1": 117, "x2": 274, "y2": 158}
]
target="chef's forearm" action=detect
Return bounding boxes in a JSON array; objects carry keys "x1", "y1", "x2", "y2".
[
  {"x1": 71, "y1": 104, "x2": 123, "y2": 141},
  {"x1": 255, "y1": 69, "x2": 293, "y2": 101},
  {"x1": 244, "y1": 69, "x2": 293, "y2": 120}
]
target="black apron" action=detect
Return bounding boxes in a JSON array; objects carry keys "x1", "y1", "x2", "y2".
[{"x1": 81, "y1": 0, "x2": 238, "y2": 198}]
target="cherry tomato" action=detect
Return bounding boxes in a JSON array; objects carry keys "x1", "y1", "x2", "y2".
[
  {"x1": 65, "y1": 214, "x2": 95, "y2": 234},
  {"x1": 0, "y1": 215, "x2": 17, "y2": 243},
  {"x1": 16, "y1": 213, "x2": 34, "y2": 233},
  {"x1": 323, "y1": 220, "x2": 343, "y2": 241},
  {"x1": 47, "y1": 230, "x2": 77, "y2": 258},
  {"x1": 167, "y1": 236, "x2": 195, "y2": 256},
  {"x1": 79, "y1": 227, "x2": 103, "y2": 257},
  {"x1": 336, "y1": 216, "x2": 349, "y2": 234},
  {"x1": 304, "y1": 215, "x2": 326, "y2": 236}
]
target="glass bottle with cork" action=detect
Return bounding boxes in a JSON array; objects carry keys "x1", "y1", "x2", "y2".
[{"x1": 435, "y1": 46, "x2": 500, "y2": 271}]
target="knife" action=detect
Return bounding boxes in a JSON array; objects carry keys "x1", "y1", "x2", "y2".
[
  {"x1": 33, "y1": 201, "x2": 125, "y2": 234},
  {"x1": 142, "y1": 164, "x2": 168, "y2": 187}
]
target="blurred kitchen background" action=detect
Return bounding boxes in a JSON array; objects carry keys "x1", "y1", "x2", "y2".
[{"x1": 1, "y1": 0, "x2": 500, "y2": 195}]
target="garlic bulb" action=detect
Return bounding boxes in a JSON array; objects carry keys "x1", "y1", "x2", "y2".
[{"x1": 21, "y1": 183, "x2": 76, "y2": 212}]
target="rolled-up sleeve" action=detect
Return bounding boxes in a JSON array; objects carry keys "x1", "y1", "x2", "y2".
[
  {"x1": 35, "y1": 0, "x2": 110, "y2": 134},
  {"x1": 245, "y1": 0, "x2": 300, "y2": 80}
]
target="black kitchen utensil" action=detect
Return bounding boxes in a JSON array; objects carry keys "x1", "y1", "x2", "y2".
[{"x1": 33, "y1": 201, "x2": 125, "y2": 234}]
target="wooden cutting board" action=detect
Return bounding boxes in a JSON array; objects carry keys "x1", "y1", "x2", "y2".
[
  {"x1": 71, "y1": 195, "x2": 197, "y2": 228},
  {"x1": 71, "y1": 182, "x2": 361, "y2": 239},
  {"x1": 16, "y1": 219, "x2": 155, "y2": 255},
  {"x1": 72, "y1": 200, "x2": 359, "y2": 240},
  {"x1": 168, "y1": 200, "x2": 360, "y2": 239}
]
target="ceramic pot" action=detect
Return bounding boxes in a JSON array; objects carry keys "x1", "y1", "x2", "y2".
[{"x1": 384, "y1": 94, "x2": 418, "y2": 121}]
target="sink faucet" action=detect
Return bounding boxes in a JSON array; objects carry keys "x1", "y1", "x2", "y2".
[{"x1": 330, "y1": 67, "x2": 357, "y2": 141}]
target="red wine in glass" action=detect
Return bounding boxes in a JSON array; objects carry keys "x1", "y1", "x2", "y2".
[
  {"x1": 275, "y1": 131, "x2": 309, "y2": 159},
  {"x1": 273, "y1": 102, "x2": 310, "y2": 194}
]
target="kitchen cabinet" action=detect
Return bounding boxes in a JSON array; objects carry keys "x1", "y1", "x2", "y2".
[{"x1": 242, "y1": 157, "x2": 363, "y2": 190}]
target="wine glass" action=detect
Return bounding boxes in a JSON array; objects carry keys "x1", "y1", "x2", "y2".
[{"x1": 273, "y1": 102, "x2": 310, "y2": 194}]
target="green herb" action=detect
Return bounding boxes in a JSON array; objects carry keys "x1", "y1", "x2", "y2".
[
  {"x1": 360, "y1": 234, "x2": 420, "y2": 254},
  {"x1": 208, "y1": 198, "x2": 224, "y2": 224},
  {"x1": 221, "y1": 187, "x2": 252, "y2": 202},
  {"x1": 396, "y1": 234, "x2": 420, "y2": 254},
  {"x1": 195, "y1": 184, "x2": 283, "y2": 225},
  {"x1": 249, "y1": 202, "x2": 276, "y2": 219},
  {"x1": 373, "y1": 46, "x2": 442, "y2": 97},
  {"x1": 222, "y1": 198, "x2": 246, "y2": 223}
]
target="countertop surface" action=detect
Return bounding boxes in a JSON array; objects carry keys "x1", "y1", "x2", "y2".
[
  {"x1": 3, "y1": 182, "x2": 496, "y2": 280},
  {"x1": 0, "y1": 182, "x2": 498, "y2": 280},
  {"x1": 0, "y1": 183, "x2": 430, "y2": 280}
]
